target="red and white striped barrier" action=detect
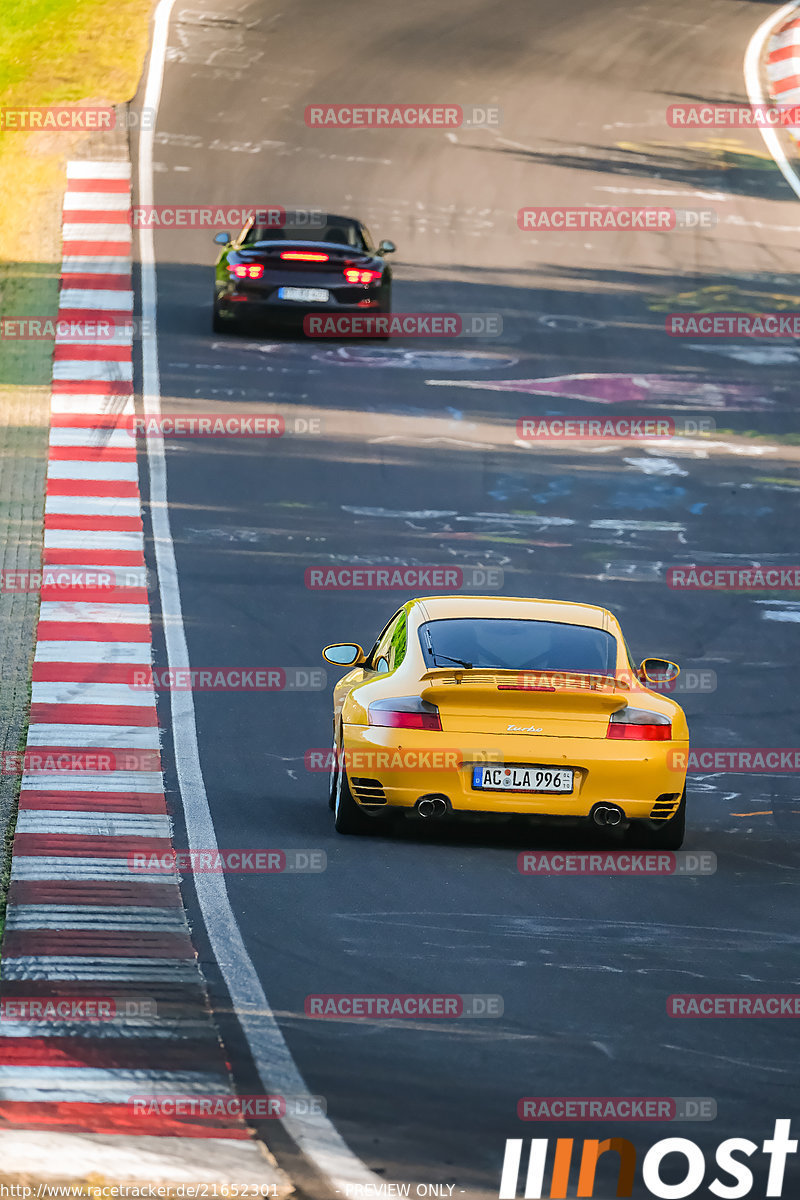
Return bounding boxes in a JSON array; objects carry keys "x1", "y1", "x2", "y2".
[
  {"x1": 0, "y1": 161, "x2": 249, "y2": 1143},
  {"x1": 766, "y1": 13, "x2": 800, "y2": 141}
]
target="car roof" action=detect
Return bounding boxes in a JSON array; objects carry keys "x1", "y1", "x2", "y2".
[{"x1": 410, "y1": 595, "x2": 612, "y2": 630}]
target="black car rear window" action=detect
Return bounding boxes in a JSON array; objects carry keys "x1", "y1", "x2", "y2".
[
  {"x1": 418, "y1": 618, "x2": 617, "y2": 674},
  {"x1": 242, "y1": 220, "x2": 366, "y2": 250}
]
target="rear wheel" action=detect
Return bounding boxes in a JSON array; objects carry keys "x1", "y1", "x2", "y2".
[
  {"x1": 212, "y1": 300, "x2": 236, "y2": 334},
  {"x1": 626, "y1": 788, "x2": 686, "y2": 850},
  {"x1": 333, "y1": 762, "x2": 370, "y2": 835}
]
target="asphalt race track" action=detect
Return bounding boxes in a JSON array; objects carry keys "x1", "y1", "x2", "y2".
[{"x1": 131, "y1": 1, "x2": 800, "y2": 1195}]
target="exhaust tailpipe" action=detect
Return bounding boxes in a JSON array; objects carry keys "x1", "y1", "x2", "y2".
[
  {"x1": 592, "y1": 804, "x2": 624, "y2": 828},
  {"x1": 416, "y1": 795, "x2": 449, "y2": 819}
]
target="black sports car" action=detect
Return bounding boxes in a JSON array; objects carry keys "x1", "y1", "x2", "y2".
[{"x1": 212, "y1": 213, "x2": 395, "y2": 334}]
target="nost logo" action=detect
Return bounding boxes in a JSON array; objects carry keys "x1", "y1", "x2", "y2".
[{"x1": 499, "y1": 1119, "x2": 798, "y2": 1197}]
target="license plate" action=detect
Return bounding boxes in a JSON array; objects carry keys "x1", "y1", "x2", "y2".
[
  {"x1": 278, "y1": 287, "x2": 329, "y2": 302},
  {"x1": 472, "y1": 765, "x2": 574, "y2": 794}
]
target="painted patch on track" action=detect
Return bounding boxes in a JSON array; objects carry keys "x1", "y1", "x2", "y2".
[
  {"x1": 0, "y1": 162, "x2": 250, "y2": 1141},
  {"x1": 426, "y1": 373, "x2": 773, "y2": 409}
]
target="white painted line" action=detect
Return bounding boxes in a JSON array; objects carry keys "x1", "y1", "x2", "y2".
[
  {"x1": 15, "y1": 812, "x2": 170, "y2": 836},
  {"x1": 45, "y1": 498, "x2": 141, "y2": 516},
  {"x1": 21, "y1": 770, "x2": 162, "y2": 794},
  {"x1": 6, "y1": 906, "x2": 185, "y2": 930},
  {"x1": 44, "y1": 530, "x2": 144, "y2": 551},
  {"x1": 63, "y1": 192, "x2": 131, "y2": 212},
  {"x1": 770, "y1": 25, "x2": 800, "y2": 50},
  {"x1": 10, "y1": 857, "x2": 176, "y2": 882},
  {"x1": 47, "y1": 459, "x2": 138, "y2": 482},
  {"x1": 53, "y1": 361, "x2": 134, "y2": 383},
  {"x1": 766, "y1": 56, "x2": 800, "y2": 79},
  {"x1": 67, "y1": 162, "x2": 132, "y2": 180},
  {"x1": 50, "y1": 395, "x2": 135, "y2": 416},
  {"x1": 59, "y1": 288, "x2": 134, "y2": 311},
  {"x1": 49, "y1": 427, "x2": 134, "y2": 448},
  {"x1": 140, "y1": 1, "x2": 384, "y2": 1188},
  {"x1": 62, "y1": 224, "x2": 132, "y2": 243},
  {"x1": 38, "y1": 601, "x2": 151, "y2": 624},
  {"x1": 1, "y1": 958, "x2": 198, "y2": 981},
  {"x1": 0, "y1": 1068, "x2": 227, "y2": 1097},
  {"x1": 744, "y1": 1, "x2": 800, "y2": 201},
  {"x1": 62, "y1": 255, "x2": 132, "y2": 274},
  {"x1": 26, "y1": 723, "x2": 159, "y2": 746},
  {"x1": 0, "y1": 1131, "x2": 289, "y2": 1191},
  {"x1": 33, "y1": 642, "x2": 153, "y2": 665},
  {"x1": 30, "y1": 681, "x2": 155, "y2": 706},
  {"x1": 56, "y1": 328, "x2": 134, "y2": 347},
  {"x1": 21, "y1": 772, "x2": 162, "y2": 795},
  {"x1": 0, "y1": 1022, "x2": 216, "y2": 1042}
]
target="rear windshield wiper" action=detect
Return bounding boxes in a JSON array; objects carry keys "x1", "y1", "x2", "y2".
[{"x1": 424, "y1": 628, "x2": 472, "y2": 670}]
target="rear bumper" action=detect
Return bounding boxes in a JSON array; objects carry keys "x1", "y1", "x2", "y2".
[
  {"x1": 340, "y1": 724, "x2": 688, "y2": 819},
  {"x1": 215, "y1": 287, "x2": 387, "y2": 326}
]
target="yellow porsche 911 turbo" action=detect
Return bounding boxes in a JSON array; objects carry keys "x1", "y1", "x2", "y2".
[{"x1": 322, "y1": 595, "x2": 689, "y2": 848}]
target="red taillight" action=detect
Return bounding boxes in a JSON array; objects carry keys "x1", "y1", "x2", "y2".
[
  {"x1": 230, "y1": 264, "x2": 264, "y2": 279},
  {"x1": 344, "y1": 267, "x2": 381, "y2": 284},
  {"x1": 369, "y1": 697, "x2": 441, "y2": 731},
  {"x1": 607, "y1": 707, "x2": 671, "y2": 740},
  {"x1": 281, "y1": 251, "x2": 329, "y2": 262},
  {"x1": 607, "y1": 724, "x2": 671, "y2": 740}
]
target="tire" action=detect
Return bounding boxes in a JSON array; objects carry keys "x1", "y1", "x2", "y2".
[
  {"x1": 212, "y1": 302, "x2": 229, "y2": 334},
  {"x1": 333, "y1": 761, "x2": 370, "y2": 835},
  {"x1": 626, "y1": 788, "x2": 686, "y2": 850},
  {"x1": 328, "y1": 735, "x2": 337, "y2": 811},
  {"x1": 375, "y1": 286, "x2": 392, "y2": 340}
]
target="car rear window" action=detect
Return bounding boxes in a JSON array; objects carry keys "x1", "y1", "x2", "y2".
[
  {"x1": 418, "y1": 618, "x2": 617, "y2": 674},
  {"x1": 242, "y1": 221, "x2": 366, "y2": 249}
]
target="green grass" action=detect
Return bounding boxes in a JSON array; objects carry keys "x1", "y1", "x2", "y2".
[{"x1": 0, "y1": 0, "x2": 154, "y2": 259}]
